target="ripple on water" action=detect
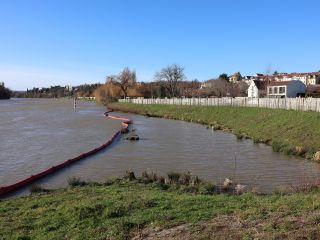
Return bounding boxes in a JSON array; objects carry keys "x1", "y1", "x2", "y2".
[{"x1": 1, "y1": 99, "x2": 320, "y2": 195}]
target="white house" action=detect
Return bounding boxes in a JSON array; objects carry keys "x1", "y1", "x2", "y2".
[
  {"x1": 248, "y1": 80, "x2": 267, "y2": 98},
  {"x1": 267, "y1": 80, "x2": 306, "y2": 98}
]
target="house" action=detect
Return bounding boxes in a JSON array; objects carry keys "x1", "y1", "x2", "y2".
[
  {"x1": 274, "y1": 72, "x2": 320, "y2": 85},
  {"x1": 248, "y1": 80, "x2": 267, "y2": 98},
  {"x1": 267, "y1": 80, "x2": 306, "y2": 98}
]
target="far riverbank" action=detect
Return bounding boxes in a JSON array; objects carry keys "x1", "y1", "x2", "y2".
[{"x1": 108, "y1": 102, "x2": 320, "y2": 161}]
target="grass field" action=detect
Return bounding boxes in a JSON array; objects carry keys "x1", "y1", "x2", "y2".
[
  {"x1": 2, "y1": 175, "x2": 320, "y2": 240},
  {"x1": 108, "y1": 102, "x2": 320, "y2": 160}
]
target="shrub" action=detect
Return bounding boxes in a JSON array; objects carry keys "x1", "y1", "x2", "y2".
[
  {"x1": 29, "y1": 184, "x2": 49, "y2": 193},
  {"x1": 67, "y1": 177, "x2": 87, "y2": 187},
  {"x1": 123, "y1": 171, "x2": 136, "y2": 181},
  {"x1": 191, "y1": 175, "x2": 202, "y2": 186},
  {"x1": 149, "y1": 172, "x2": 158, "y2": 182},
  {"x1": 157, "y1": 176, "x2": 165, "y2": 185},
  {"x1": 179, "y1": 172, "x2": 192, "y2": 185},
  {"x1": 141, "y1": 171, "x2": 149, "y2": 179},
  {"x1": 167, "y1": 172, "x2": 181, "y2": 184},
  {"x1": 200, "y1": 183, "x2": 216, "y2": 195},
  {"x1": 290, "y1": 181, "x2": 320, "y2": 193},
  {"x1": 272, "y1": 141, "x2": 282, "y2": 152}
]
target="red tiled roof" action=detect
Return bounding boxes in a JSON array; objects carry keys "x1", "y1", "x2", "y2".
[
  {"x1": 253, "y1": 80, "x2": 267, "y2": 90},
  {"x1": 277, "y1": 72, "x2": 320, "y2": 77}
]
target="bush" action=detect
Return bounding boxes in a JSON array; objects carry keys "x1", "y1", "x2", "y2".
[
  {"x1": 67, "y1": 177, "x2": 87, "y2": 187},
  {"x1": 29, "y1": 184, "x2": 49, "y2": 193},
  {"x1": 123, "y1": 171, "x2": 136, "y2": 181},
  {"x1": 167, "y1": 172, "x2": 181, "y2": 184},
  {"x1": 157, "y1": 176, "x2": 165, "y2": 185},
  {"x1": 179, "y1": 172, "x2": 192, "y2": 185},
  {"x1": 200, "y1": 183, "x2": 216, "y2": 195},
  {"x1": 272, "y1": 141, "x2": 282, "y2": 152},
  {"x1": 191, "y1": 175, "x2": 202, "y2": 186}
]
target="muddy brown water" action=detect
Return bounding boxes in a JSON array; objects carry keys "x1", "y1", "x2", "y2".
[{"x1": 1, "y1": 98, "x2": 320, "y2": 196}]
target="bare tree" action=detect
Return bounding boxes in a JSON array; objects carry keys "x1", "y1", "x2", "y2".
[
  {"x1": 265, "y1": 63, "x2": 273, "y2": 76},
  {"x1": 154, "y1": 64, "x2": 186, "y2": 98},
  {"x1": 108, "y1": 67, "x2": 137, "y2": 98}
]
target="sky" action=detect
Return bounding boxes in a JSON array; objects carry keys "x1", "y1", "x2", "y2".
[{"x1": 0, "y1": 0, "x2": 319, "y2": 90}]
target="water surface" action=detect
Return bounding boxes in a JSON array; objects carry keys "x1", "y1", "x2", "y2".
[{"x1": 1, "y1": 98, "x2": 319, "y2": 195}]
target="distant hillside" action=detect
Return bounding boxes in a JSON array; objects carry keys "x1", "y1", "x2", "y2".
[{"x1": 12, "y1": 84, "x2": 101, "y2": 98}]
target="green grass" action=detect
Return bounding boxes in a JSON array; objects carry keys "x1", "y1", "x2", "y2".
[
  {"x1": 108, "y1": 103, "x2": 320, "y2": 160},
  {"x1": 2, "y1": 179, "x2": 320, "y2": 240}
]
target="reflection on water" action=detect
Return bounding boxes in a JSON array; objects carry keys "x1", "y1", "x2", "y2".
[{"x1": 1, "y1": 98, "x2": 320, "y2": 195}]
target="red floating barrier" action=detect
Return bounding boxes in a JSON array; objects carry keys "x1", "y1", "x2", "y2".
[{"x1": 0, "y1": 111, "x2": 132, "y2": 196}]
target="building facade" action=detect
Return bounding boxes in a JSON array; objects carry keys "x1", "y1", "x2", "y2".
[
  {"x1": 274, "y1": 72, "x2": 320, "y2": 85},
  {"x1": 267, "y1": 80, "x2": 306, "y2": 98},
  {"x1": 248, "y1": 80, "x2": 267, "y2": 98}
]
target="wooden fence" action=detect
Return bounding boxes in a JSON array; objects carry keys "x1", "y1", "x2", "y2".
[{"x1": 119, "y1": 97, "x2": 320, "y2": 112}]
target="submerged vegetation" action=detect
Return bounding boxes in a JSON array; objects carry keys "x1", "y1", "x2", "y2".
[
  {"x1": 108, "y1": 103, "x2": 320, "y2": 161},
  {"x1": 2, "y1": 171, "x2": 320, "y2": 239}
]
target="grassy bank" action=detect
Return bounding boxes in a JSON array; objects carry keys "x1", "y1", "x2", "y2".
[
  {"x1": 2, "y1": 173, "x2": 320, "y2": 240},
  {"x1": 108, "y1": 102, "x2": 320, "y2": 160}
]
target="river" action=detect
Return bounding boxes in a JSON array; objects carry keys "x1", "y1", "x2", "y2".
[{"x1": 1, "y1": 98, "x2": 319, "y2": 195}]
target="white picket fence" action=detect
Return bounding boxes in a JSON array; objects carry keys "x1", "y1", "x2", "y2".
[{"x1": 119, "y1": 97, "x2": 320, "y2": 112}]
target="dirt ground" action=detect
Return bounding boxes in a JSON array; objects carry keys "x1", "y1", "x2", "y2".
[{"x1": 132, "y1": 212, "x2": 320, "y2": 240}]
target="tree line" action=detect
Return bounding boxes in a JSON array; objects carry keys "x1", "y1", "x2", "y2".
[
  {"x1": 13, "y1": 84, "x2": 101, "y2": 98},
  {"x1": 94, "y1": 64, "x2": 248, "y2": 104}
]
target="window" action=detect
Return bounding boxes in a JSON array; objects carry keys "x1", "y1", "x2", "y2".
[
  {"x1": 274, "y1": 87, "x2": 278, "y2": 94},
  {"x1": 279, "y1": 87, "x2": 285, "y2": 94},
  {"x1": 268, "y1": 87, "x2": 272, "y2": 94}
]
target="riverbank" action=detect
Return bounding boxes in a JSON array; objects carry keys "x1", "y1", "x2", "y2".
[
  {"x1": 108, "y1": 102, "x2": 320, "y2": 160},
  {"x1": 1, "y1": 174, "x2": 320, "y2": 240}
]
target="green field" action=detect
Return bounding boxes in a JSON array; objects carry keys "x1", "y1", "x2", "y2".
[
  {"x1": 108, "y1": 102, "x2": 320, "y2": 160},
  {"x1": 2, "y1": 175, "x2": 320, "y2": 240}
]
